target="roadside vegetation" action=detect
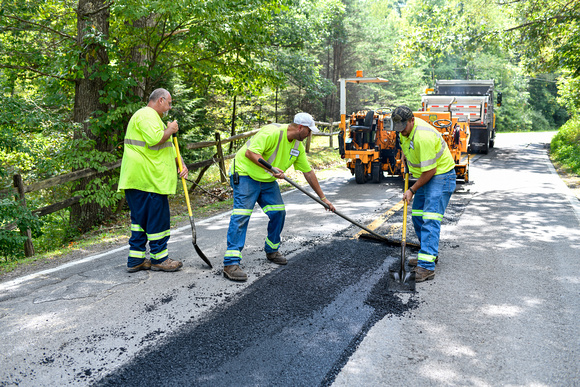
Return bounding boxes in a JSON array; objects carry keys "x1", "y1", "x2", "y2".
[
  {"x1": 551, "y1": 115, "x2": 580, "y2": 175},
  {"x1": 1, "y1": 0, "x2": 578, "y2": 266}
]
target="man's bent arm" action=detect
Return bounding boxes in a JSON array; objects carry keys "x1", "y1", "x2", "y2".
[{"x1": 303, "y1": 170, "x2": 335, "y2": 212}]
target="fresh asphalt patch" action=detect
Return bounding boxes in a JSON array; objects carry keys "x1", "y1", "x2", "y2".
[
  {"x1": 94, "y1": 188, "x2": 471, "y2": 387},
  {"x1": 94, "y1": 238, "x2": 416, "y2": 386}
]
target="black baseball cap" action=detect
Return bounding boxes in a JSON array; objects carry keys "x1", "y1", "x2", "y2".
[{"x1": 391, "y1": 106, "x2": 414, "y2": 132}]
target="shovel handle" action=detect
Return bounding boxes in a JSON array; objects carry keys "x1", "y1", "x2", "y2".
[
  {"x1": 258, "y1": 158, "x2": 330, "y2": 210},
  {"x1": 173, "y1": 135, "x2": 193, "y2": 217},
  {"x1": 258, "y1": 158, "x2": 392, "y2": 242}
]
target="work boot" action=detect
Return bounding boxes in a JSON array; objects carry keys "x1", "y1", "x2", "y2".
[
  {"x1": 415, "y1": 267, "x2": 435, "y2": 282},
  {"x1": 407, "y1": 256, "x2": 438, "y2": 267},
  {"x1": 127, "y1": 259, "x2": 151, "y2": 273},
  {"x1": 223, "y1": 265, "x2": 248, "y2": 281},
  {"x1": 151, "y1": 258, "x2": 183, "y2": 272},
  {"x1": 266, "y1": 251, "x2": 287, "y2": 265}
]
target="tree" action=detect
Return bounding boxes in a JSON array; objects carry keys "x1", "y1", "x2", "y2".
[
  {"x1": 69, "y1": 0, "x2": 114, "y2": 232},
  {"x1": 1, "y1": 0, "x2": 309, "y2": 234}
]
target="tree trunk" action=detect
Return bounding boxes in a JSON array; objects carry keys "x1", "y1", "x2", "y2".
[
  {"x1": 130, "y1": 14, "x2": 157, "y2": 100},
  {"x1": 69, "y1": 0, "x2": 112, "y2": 234}
]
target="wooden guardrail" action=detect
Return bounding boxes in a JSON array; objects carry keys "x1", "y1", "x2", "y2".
[{"x1": 1, "y1": 121, "x2": 340, "y2": 256}]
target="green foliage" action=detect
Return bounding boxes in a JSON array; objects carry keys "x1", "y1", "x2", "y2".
[
  {"x1": 502, "y1": 0, "x2": 580, "y2": 76},
  {"x1": 551, "y1": 114, "x2": 580, "y2": 174},
  {"x1": 557, "y1": 72, "x2": 580, "y2": 112},
  {"x1": 0, "y1": 95, "x2": 73, "y2": 186},
  {"x1": 0, "y1": 198, "x2": 43, "y2": 260}
]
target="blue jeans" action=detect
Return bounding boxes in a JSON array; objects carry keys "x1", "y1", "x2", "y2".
[
  {"x1": 224, "y1": 175, "x2": 286, "y2": 266},
  {"x1": 412, "y1": 169, "x2": 456, "y2": 271},
  {"x1": 125, "y1": 189, "x2": 171, "y2": 267}
]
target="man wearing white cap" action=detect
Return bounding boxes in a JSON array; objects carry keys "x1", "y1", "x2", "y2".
[{"x1": 222, "y1": 112, "x2": 336, "y2": 281}]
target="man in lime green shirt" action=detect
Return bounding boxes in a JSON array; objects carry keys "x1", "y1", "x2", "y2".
[
  {"x1": 223, "y1": 113, "x2": 336, "y2": 281},
  {"x1": 392, "y1": 105, "x2": 457, "y2": 282},
  {"x1": 118, "y1": 88, "x2": 188, "y2": 273}
]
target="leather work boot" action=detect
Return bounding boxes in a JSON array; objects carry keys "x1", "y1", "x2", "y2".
[
  {"x1": 415, "y1": 267, "x2": 435, "y2": 282},
  {"x1": 151, "y1": 258, "x2": 183, "y2": 272},
  {"x1": 127, "y1": 259, "x2": 151, "y2": 273},
  {"x1": 266, "y1": 251, "x2": 287, "y2": 265},
  {"x1": 223, "y1": 265, "x2": 248, "y2": 281},
  {"x1": 408, "y1": 256, "x2": 438, "y2": 267}
]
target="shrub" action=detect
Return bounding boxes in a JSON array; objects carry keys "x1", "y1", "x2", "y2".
[{"x1": 551, "y1": 115, "x2": 580, "y2": 174}]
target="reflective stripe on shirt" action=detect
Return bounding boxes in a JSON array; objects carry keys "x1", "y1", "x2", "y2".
[
  {"x1": 124, "y1": 138, "x2": 174, "y2": 151},
  {"x1": 405, "y1": 125, "x2": 447, "y2": 169},
  {"x1": 246, "y1": 126, "x2": 300, "y2": 164}
]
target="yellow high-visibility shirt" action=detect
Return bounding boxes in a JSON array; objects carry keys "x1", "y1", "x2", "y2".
[
  {"x1": 234, "y1": 123, "x2": 312, "y2": 182},
  {"x1": 118, "y1": 107, "x2": 177, "y2": 195},
  {"x1": 400, "y1": 118, "x2": 455, "y2": 178}
]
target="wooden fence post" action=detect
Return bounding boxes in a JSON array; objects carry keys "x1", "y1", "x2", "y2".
[
  {"x1": 215, "y1": 132, "x2": 227, "y2": 183},
  {"x1": 13, "y1": 174, "x2": 35, "y2": 257},
  {"x1": 329, "y1": 124, "x2": 334, "y2": 148}
]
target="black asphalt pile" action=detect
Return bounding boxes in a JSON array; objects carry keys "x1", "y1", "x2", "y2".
[{"x1": 95, "y1": 235, "x2": 419, "y2": 387}]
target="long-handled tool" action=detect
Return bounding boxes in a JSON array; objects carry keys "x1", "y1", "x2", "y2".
[
  {"x1": 257, "y1": 158, "x2": 392, "y2": 243},
  {"x1": 387, "y1": 170, "x2": 415, "y2": 292},
  {"x1": 173, "y1": 135, "x2": 213, "y2": 268}
]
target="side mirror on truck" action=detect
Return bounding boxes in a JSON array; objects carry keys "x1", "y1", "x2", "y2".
[{"x1": 496, "y1": 92, "x2": 503, "y2": 107}]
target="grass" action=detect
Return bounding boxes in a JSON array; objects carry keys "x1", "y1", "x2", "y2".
[{"x1": 0, "y1": 134, "x2": 344, "y2": 274}]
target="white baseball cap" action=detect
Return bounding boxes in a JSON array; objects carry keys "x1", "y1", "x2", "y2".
[{"x1": 294, "y1": 112, "x2": 319, "y2": 133}]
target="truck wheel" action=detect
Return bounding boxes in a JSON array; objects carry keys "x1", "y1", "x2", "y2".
[
  {"x1": 355, "y1": 159, "x2": 367, "y2": 184},
  {"x1": 371, "y1": 162, "x2": 383, "y2": 183},
  {"x1": 482, "y1": 140, "x2": 489, "y2": 154}
]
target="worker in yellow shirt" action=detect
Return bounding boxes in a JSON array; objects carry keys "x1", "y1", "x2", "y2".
[
  {"x1": 118, "y1": 88, "x2": 188, "y2": 273},
  {"x1": 223, "y1": 113, "x2": 336, "y2": 281},
  {"x1": 392, "y1": 106, "x2": 456, "y2": 282}
]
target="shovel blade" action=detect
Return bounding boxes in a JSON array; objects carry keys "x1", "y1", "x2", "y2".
[
  {"x1": 193, "y1": 242, "x2": 213, "y2": 269},
  {"x1": 387, "y1": 268, "x2": 416, "y2": 292},
  {"x1": 188, "y1": 216, "x2": 212, "y2": 268}
]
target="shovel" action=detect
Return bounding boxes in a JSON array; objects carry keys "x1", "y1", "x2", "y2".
[
  {"x1": 257, "y1": 158, "x2": 392, "y2": 243},
  {"x1": 387, "y1": 170, "x2": 415, "y2": 292},
  {"x1": 173, "y1": 135, "x2": 213, "y2": 268}
]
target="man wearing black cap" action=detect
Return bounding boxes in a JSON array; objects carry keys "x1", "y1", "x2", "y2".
[
  {"x1": 222, "y1": 112, "x2": 336, "y2": 281},
  {"x1": 391, "y1": 106, "x2": 456, "y2": 282}
]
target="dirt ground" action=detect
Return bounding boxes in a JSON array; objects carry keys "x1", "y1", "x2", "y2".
[
  {"x1": 1, "y1": 160, "x2": 578, "y2": 284},
  {"x1": 553, "y1": 162, "x2": 580, "y2": 200}
]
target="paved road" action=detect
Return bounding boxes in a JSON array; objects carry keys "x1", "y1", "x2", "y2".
[
  {"x1": 334, "y1": 132, "x2": 580, "y2": 386},
  {"x1": 0, "y1": 132, "x2": 578, "y2": 386}
]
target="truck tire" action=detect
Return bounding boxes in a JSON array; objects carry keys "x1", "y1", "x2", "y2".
[
  {"x1": 355, "y1": 159, "x2": 367, "y2": 184},
  {"x1": 371, "y1": 162, "x2": 382, "y2": 183},
  {"x1": 482, "y1": 139, "x2": 489, "y2": 154}
]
